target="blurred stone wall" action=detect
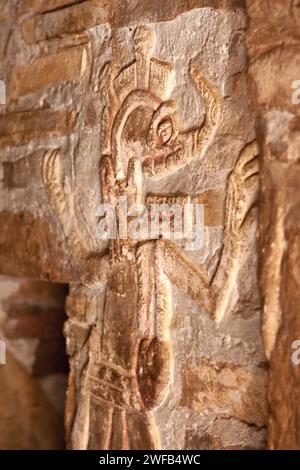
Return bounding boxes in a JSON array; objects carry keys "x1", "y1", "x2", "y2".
[
  {"x1": 0, "y1": 275, "x2": 68, "y2": 449},
  {"x1": 247, "y1": 0, "x2": 300, "y2": 450}
]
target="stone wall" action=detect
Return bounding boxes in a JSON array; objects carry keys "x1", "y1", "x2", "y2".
[
  {"x1": 247, "y1": 0, "x2": 300, "y2": 450},
  {"x1": 0, "y1": 275, "x2": 68, "y2": 449},
  {"x1": 0, "y1": 0, "x2": 298, "y2": 450}
]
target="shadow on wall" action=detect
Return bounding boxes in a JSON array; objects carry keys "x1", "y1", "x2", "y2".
[{"x1": 0, "y1": 275, "x2": 69, "y2": 450}]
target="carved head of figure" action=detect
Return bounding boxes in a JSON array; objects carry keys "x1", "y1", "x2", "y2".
[
  {"x1": 101, "y1": 25, "x2": 220, "y2": 188},
  {"x1": 133, "y1": 25, "x2": 156, "y2": 58}
]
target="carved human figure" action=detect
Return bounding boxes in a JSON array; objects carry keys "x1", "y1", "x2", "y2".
[{"x1": 43, "y1": 25, "x2": 258, "y2": 449}]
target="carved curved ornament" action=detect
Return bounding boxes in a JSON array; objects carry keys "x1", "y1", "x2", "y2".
[{"x1": 100, "y1": 26, "x2": 221, "y2": 180}]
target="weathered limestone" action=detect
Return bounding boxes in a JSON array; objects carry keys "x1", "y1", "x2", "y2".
[
  {"x1": 18, "y1": 0, "x2": 81, "y2": 15},
  {"x1": 0, "y1": 109, "x2": 78, "y2": 146},
  {"x1": 44, "y1": 8, "x2": 265, "y2": 449},
  {"x1": 10, "y1": 47, "x2": 86, "y2": 99},
  {"x1": 21, "y1": 2, "x2": 108, "y2": 43}
]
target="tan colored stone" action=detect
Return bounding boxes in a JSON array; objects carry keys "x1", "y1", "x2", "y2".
[
  {"x1": 247, "y1": 0, "x2": 300, "y2": 450},
  {"x1": 0, "y1": 276, "x2": 68, "y2": 449},
  {"x1": 0, "y1": 351, "x2": 64, "y2": 449},
  {"x1": 2, "y1": 0, "x2": 294, "y2": 451},
  {"x1": 180, "y1": 360, "x2": 267, "y2": 427},
  {"x1": 51, "y1": 11, "x2": 265, "y2": 450},
  {"x1": 0, "y1": 0, "x2": 11, "y2": 22},
  {"x1": 0, "y1": 23, "x2": 10, "y2": 60},
  {"x1": 18, "y1": 0, "x2": 83, "y2": 15},
  {"x1": 0, "y1": 109, "x2": 77, "y2": 146},
  {"x1": 0, "y1": 211, "x2": 74, "y2": 282},
  {"x1": 197, "y1": 190, "x2": 226, "y2": 226},
  {"x1": 249, "y1": 48, "x2": 300, "y2": 114},
  {"x1": 10, "y1": 47, "x2": 86, "y2": 99},
  {"x1": 21, "y1": 2, "x2": 108, "y2": 43},
  {"x1": 112, "y1": 1, "x2": 246, "y2": 27}
]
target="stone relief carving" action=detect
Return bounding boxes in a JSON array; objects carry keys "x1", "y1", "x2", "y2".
[{"x1": 42, "y1": 24, "x2": 259, "y2": 449}]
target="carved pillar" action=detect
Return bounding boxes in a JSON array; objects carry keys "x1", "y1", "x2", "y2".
[{"x1": 42, "y1": 8, "x2": 267, "y2": 449}]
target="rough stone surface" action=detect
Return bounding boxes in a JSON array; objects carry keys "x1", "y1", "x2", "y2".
[
  {"x1": 18, "y1": 0, "x2": 84, "y2": 15},
  {"x1": 52, "y1": 7, "x2": 266, "y2": 449},
  {"x1": 21, "y1": 2, "x2": 108, "y2": 44},
  {"x1": 0, "y1": 109, "x2": 78, "y2": 146},
  {"x1": 10, "y1": 47, "x2": 86, "y2": 99},
  {"x1": 1, "y1": 0, "x2": 298, "y2": 450},
  {"x1": 247, "y1": 0, "x2": 300, "y2": 450}
]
